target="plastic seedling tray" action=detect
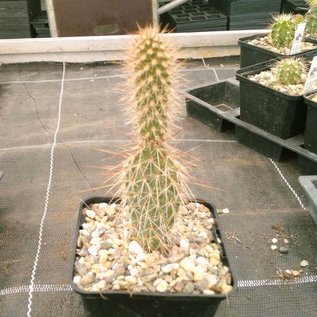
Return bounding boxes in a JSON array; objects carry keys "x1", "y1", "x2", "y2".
[
  {"x1": 298, "y1": 176, "x2": 317, "y2": 223},
  {"x1": 185, "y1": 79, "x2": 317, "y2": 164},
  {"x1": 239, "y1": 34, "x2": 317, "y2": 68},
  {"x1": 162, "y1": 0, "x2": 227, "y2": 32},
  {"x1": 212, "y1": 0, "x2": 282, "y2": 16},
  {"x1": 71, "y1": 197, "x2": 236, "y2": 317}
]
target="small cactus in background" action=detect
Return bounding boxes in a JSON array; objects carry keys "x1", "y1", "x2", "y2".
[
  {"x1": 275, "y1": 58, "x2": 306, "y2": 85},
  {"x1": 269, "y1": 14, "x2": 298, "y2": 48},
  {"x1": 305, "y1": 0, "x2": 317, "y2": 36},
  {"x1": 114, "y1": 27, "x2": 191, "y2": 252}
]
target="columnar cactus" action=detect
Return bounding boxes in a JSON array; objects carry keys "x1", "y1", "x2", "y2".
[
  {"x1": 269, "y1": 14, "x2": 297, "y2": 48},
  {"x1": 305, "y1": 0, "x2": 317, "y2": 36},
  {"x1": 115, "y1": 27, "x2": 190, "y2": 252},
  {"x1": 275, "y1": 58, "x2": 306, "y2": 85}
]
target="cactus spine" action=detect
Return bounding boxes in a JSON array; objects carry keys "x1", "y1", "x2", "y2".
[
  {"x1": 116, "y1": 27, "x2": 190, "y2": 252},
  {"x1": 269, "y1": 14, "x2": 297, "y2": 48},
  {"x1": 275, "y1": 58, "x2": 306, "y2": 85},
  {"x1": 305, "y1": 0, "x2": 317, "y2": 36}
]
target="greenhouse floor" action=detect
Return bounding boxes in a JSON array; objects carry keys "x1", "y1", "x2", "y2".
[{"x1": 0, "y1": 58, "x2": 316, "y2": 317}]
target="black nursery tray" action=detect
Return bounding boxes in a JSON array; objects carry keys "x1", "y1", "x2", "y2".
[
  {"x1": 281, "y1": 0, "x2": 309, "y2": 14},
  {"x1": 185, "y1": 79, "x2": 317, "y2": 173},
  {"x1": 71, "y1": 197, "x2": 235, "y2": 317},
  {"x1": 161, "y1": 0, "x2": 227, "y2": 32},
  {"x1": 211, "y1": 0, "x2": 281, "y2": 16}
]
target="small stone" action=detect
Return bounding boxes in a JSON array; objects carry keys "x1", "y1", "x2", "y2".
[
  {"x1": 180, "y1": 257, "x2": 196, "y2": 272},
  {"x1": 272, "y1": 238, "x2": 278, "y2": 244},
  {"x1": 73, "y1": 275, "x2": 81, "y2": 285},
  {"x1": 128, "y1": 241, "x2": 145, "y2": 260},
  {"x1": 271, "y1": 245, "x2": 277, "y2": 250},
  {"x1": 125, "y1": 276, "x2": 137, "y2": 285},
  {"x1": 180, "y1": 238, "x2": 189, "y2": 251},
  {"x1": 194, "y1": 278, "x2": 209, "y2": 292},
  {"x1": 86, "y1": 209, "x2": 96, "y2": 219},
  {"x1": 173, "y1": 281, "x2": 184, "y2": 292},
  {"x1": 300, "y1": 260, "x2": 309, "y2": 268},
  {"x1": 75, "y1": 262, "x2": 88, "y2": 276},
  {"x1": 96, "y1": 280, "x2": 107, "y2": 289},
  {"x1": 88, "y1": 245, "x2": 100, "y2": 256},
  {"x1": 221, "y1": 208, "x2": 229, "y2": 214},
  {"x1": 292, "y1": 270, "x2": 301, "y2": 277},
  {"x1": 279, "y1": 246, "x2": 289, "y2": 254},
  {"x1": 142, "y1": 273, "x2": 158, "y2": 283},
  {"x1": 203, "y1": 289, "x2": 215, "y2": 295},
  {"x1": 161, "y1": 264, "x2": 174, "y2": 273},
  {"x1": 80, "y1": 273, "x2": 94, "y2": 286},
  {"x1": 193, "y1": 266, "x2": 205, "y2": 281},
  {"x1": 284, "y1": 239, "x2": 289, "y2": 244},
  {"x1": 182, "y1": 282, "x2": 195, "y2": 293},
  {"x1": 221, "y1": 284, "x2": 233, "y2": 293},
  {"x1": 154, "y1": 278, "x2": 168, "y2": 292}
]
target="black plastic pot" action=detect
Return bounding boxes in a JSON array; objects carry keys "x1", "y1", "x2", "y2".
[
  {"x1": 236, "y1": 59, "x2": 307, "y2": 140},
  {"x1": 297, "y1": 92, "x2": 317, "y2": 173},
  {"x1": 298, "y1": 175, "x2": 317, "y2": 223},
  {"x1": 211, "y1": 0, "x2": 281, "y2": 16},
  {"x1": 71, "y1": 197, "x2": 235, "y2": 317},
  {"x1": 239, "y1": 34, "x2": 317, "y2": 68},
  {"x1": 186, "y1": 79, "x2": 239, "y2": 132}
]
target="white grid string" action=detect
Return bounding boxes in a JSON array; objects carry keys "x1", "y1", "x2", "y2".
[
  {"x1": 1, "y1": 274, "x2": 317, "y2": 297},
  {"x1": 201, "y1": 57, "x2": 220, "y2": 81},
  {"x1": 26, "y1": 62, "x2": 66, "y2": 317},
  {"x1": 269, "y1": 158, "x2": 308, "y2": 210}
]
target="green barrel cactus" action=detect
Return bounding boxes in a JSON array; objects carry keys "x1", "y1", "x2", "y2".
[
  {"x1": 115, "y1": 27, "x2": 190, "y2": 252},
  {"x1": 269, "y1": 14, "x2": 297, "y2": 49},
  {"x1": 305, "y1": 0, "x2": 317, "y2": 37},
  {"x1": 275, "y1": 58, "x2": 306, "y2": 85}
]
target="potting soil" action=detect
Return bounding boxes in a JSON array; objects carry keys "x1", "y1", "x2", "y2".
[{"x1": 0, "y1": 59, "x2": 316, "y2": 317}]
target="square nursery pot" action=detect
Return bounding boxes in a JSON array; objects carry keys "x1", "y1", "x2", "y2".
[
  {"x1": 185, "y1": 79, "x2": 240, "y2": 132},
  {"x1": 239, "y1": 34, "x2": 317, "y2": 68},
  {"x1": 298, "y1": 176, "x2": 317, "y2": 223},
  {"x1": 297, "y1": 92, "x2": 317, "y2": 174},
  {"x1": 236, "y1": 59, "x2": 308, "y2": 160},
  {"x1": 71, "y1": 197, "x2": 235, "y2": 317}
]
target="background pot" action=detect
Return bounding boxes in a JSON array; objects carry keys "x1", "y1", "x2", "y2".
[{"x1": 239, "y1": 34, "x2": 317, "y2": 68}]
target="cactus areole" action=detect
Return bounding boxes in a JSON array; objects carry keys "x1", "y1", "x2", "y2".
[{"x1": 115, "y1": 27, "x2": 190, "y2": 253}]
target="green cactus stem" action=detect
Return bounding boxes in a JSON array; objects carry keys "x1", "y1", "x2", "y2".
[
  {"x1": 275, "y1": 58, "x2": 306, "y2": 85},
  {"x1": 269, "y1": 14, "x2": 297, "y2": 49},
  {"x1": 115, "y1": 27, "x2": 190, "y2": 252},
  {"x1": 305, "y1": 0, "x2": 317, "y2": 36}
]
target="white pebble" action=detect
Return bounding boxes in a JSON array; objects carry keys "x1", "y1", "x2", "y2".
[
  {"x1": 272, "y1": 238, "x2": 278, "y2": 244},
  {"x1": 154, "y1": 278, "x2": 168, "y2": 292},
  {"x1": 86, "y1": 209, "x2": 96, "y2": 219},
  {"x1": 161, "y1": 264, "x2": 173, "y2": 273},
  {"x1": 180, "y1": 257, "x2": 196, "y2": 272},
  {"x1": 90, "y1": 237, "x2": 102, "y2": 245},
  {"x1": 222, "y1": 208, "x2": 230, "y2": 214},
  {"x1": 180, "y1": 238, "x2": 189, "y2": 251},
  {"x1": 300, "y1": 260, "x2": 309, "y2": 268},
  {"x1": 88, "y1": 245, "x2": 99, "y2": 256},
  {"x1": 271, "y1": 245, "x2": 277, "y2": 250},
  {"x1": 73, "y1": 275, "x2": 81, "y2": 285},
  {"x1": 128, "y1": 241, "x2": 145, "y2": 261}
]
